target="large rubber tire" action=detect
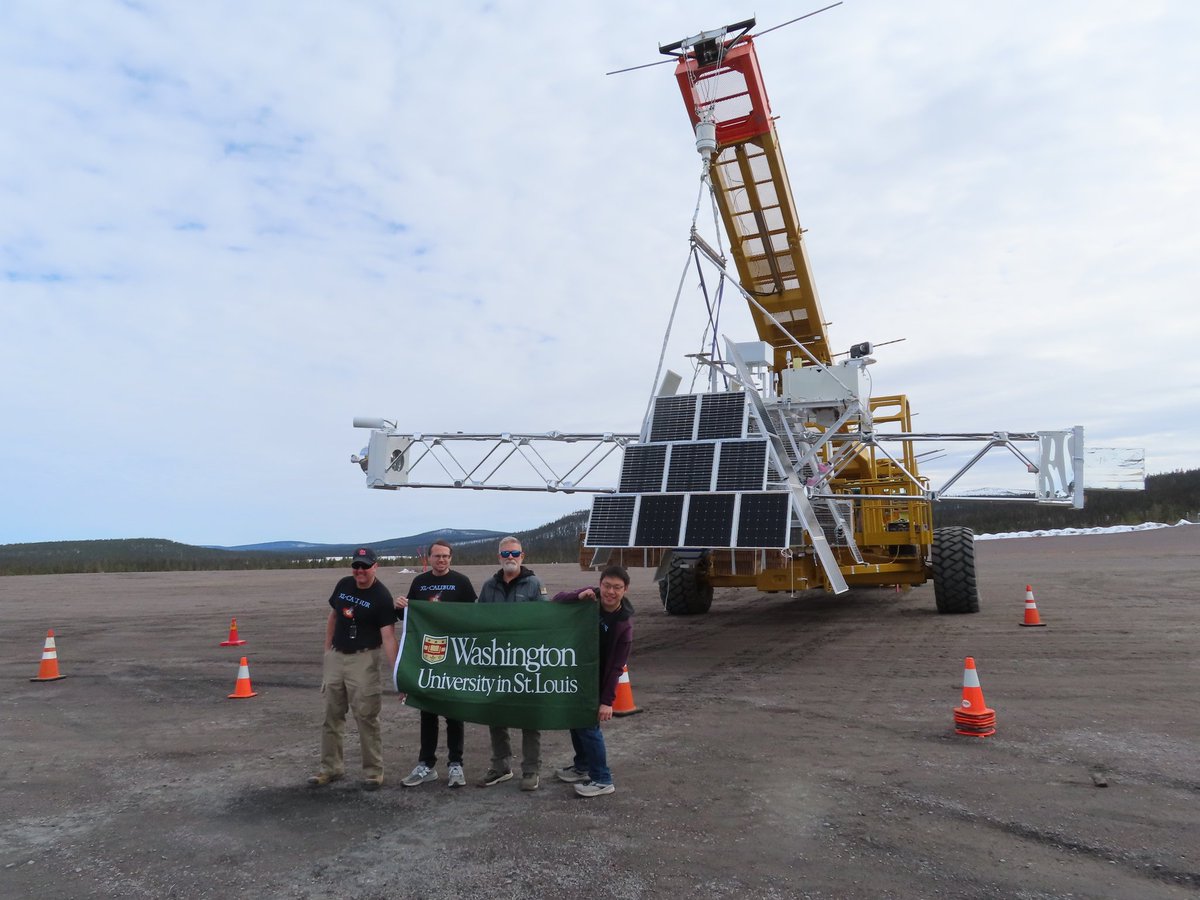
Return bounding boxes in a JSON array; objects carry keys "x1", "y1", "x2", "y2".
[
  {"x1": 658, "y1": 554, "x2": 714, "y2": 616},
  {"x1": 931, "y1": 526, "x2": 980, "y2": 614}
]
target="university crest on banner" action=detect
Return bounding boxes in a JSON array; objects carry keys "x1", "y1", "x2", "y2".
[
  {"x1": 421, "y1": 635, "x2": 448, "y2": 665},
  {"x1": 395, "y1": 601, "x2": 599, "y2": 730}
]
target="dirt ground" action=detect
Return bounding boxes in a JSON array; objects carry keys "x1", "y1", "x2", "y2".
[{"x1": 1, "y1": 527, "x2": 1197, "y2": 899}]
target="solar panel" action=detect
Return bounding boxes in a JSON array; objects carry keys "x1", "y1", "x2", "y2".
[
  {"x1": 665, "y1": 442, "x2": 715, "y2": 492},
  {"x1": 596, "y1": 393, "x2": 795, "y2": 550},
  {"x1": 716, "y1": 440, "x2": 769, "y2": 491},
  {"x1": 586, "y1": 496, "x2": 635, "y2": 546},
  {"x1": 737, "y1": 493, "x2": 791, "y2": 546},
  {"x1": 618, "y1": 444, "x2": 666, "y2": 493},
  {"x1": 589, "y1": 490, "x2": 795, "y2": 548},
  {"x1": 649, "y1": 395, "x2": 697, "y2": 442},
  {"x1": 697, "y1": 393, "x2": 747, "y2": 439},
  {"x1": 634, "y1": 494, "x2": 684, "y2": 546},
  {"x1": 684, "y1": 494, "x2": 735, "y2": 545}
]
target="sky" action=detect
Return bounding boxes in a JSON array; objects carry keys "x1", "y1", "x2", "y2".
[{"x1": 2, "y1": 1, "x2": 1197, "y2": 547}]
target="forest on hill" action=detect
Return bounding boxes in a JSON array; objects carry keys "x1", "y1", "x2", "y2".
[
  {"x1": 0, "y1": 512, "x2": 591, "y2": 577},
  {"x1": 2, "y1": 470, "x2": 1194, "y2": 577},
  {"x1": 933, "y1": 467, "x2": 1199, "y2": 533}
]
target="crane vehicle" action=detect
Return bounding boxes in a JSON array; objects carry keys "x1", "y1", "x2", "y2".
[{"x1": 351, "y1": 16, "x2": 1143, "y2": 616}]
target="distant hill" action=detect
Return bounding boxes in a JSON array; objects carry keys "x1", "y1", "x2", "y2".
[
  {"x1": 449, "y1": 511, "x2": 589, "y2": 565},
  {"x1": 214, "y1": 519, "x2": 591, "y2": 567},
  {"x1": 0, "y1": 538, "x2": 283, "y2": 577},
  {"x1": 2, "y1": 469, "x2": 1195, "y2": 577},
  {"x1": 0, "y1": 519, "x2": 587, "y2": 577},
  {"x1": 932, "y1": 468, "x2": 1200, "y2": 533},
  {"x1": 219, "y1": 528, "x2": 507, "y2": 558}
]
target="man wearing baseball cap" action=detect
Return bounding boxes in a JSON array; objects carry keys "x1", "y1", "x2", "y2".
[{"x1": 308, "y1": 547, "x2": 399, "y2": 791}]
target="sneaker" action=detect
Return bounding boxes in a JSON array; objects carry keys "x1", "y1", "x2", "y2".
[
  {"x1": 477, "y1": 768, "x2": 512, "y2": 787},
  {"x1": 306, "y1": 771, "x2": 343, "y2": 787},
  {"x1": 401, "y1": 763, "x2": 438, "y2": 787},
  {"x1": 555, "y1": 765, "x2": 589, "y2": 784},
  {"x1": 574, "y1": 780, "x2": 615, "y2": 797},
  {"x1": 520, "y1": 772, "x2": 540, "y2": 791},
  {"x1": 361, "y1": 775, "x2": 384, "y2": 791},
  {"x1": 447, "y1": 763, "x2": 466, "y2": 788}
]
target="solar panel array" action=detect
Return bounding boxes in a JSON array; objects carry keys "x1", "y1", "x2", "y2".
[
  {"x1": 587, "y1": 392, "x2": 794, "y2": 549},
  {"x1": 587, "y1": 491, "x2": 791, "y2": 548},
  {"x1": 617, "y1": 440, "x2": 768, "y2": 494}
]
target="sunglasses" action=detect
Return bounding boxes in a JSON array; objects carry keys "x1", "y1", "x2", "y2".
[
  {"x1": 499, "y1": 550, "x2": 522, "y2": 559},
  {"x1": 351, "y1": 562, "x2": 374, "y2": 570}
]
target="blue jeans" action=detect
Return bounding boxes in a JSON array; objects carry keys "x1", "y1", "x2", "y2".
[{"x1": 569, "y1": 724, "x2": 612, "y2": 785}]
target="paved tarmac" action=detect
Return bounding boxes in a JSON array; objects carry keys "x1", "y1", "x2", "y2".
[{"x1": 1, "y1": 526, "x2": 1197, "y2": 898}]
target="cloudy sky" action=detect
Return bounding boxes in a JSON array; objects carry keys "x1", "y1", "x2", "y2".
[{"x1": 2, "y1": 1, "x2": 1196, "y2": 547}]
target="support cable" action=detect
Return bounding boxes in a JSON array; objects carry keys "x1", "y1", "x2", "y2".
[{"x1": 641, "y1": 180, "x2": 707, "y2": 440}]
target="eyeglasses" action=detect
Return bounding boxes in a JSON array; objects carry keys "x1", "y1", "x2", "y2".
[
  {"x1": 351, "y1": 563, "x2": 374, "y2": 570},
  {"x1": 499, "y1": 550, "x2": 522, "y2": 559}
]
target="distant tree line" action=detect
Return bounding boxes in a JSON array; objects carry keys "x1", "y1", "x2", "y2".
[
  {"x1": 2, "y1": 471, "x2": 1194, "y2": 577},
  {"x1": 0, "y1": 538, "x2": 331, "y2": 577},
  {"x1": 446, "y1": 511, "x2": 591, "y2": 566},
  {"x1": 932, "y1": 468, "x2": 1199, "y2": 533},
  {"x1": 0, "y1": 513, "x2": 593, "y2": 577}
]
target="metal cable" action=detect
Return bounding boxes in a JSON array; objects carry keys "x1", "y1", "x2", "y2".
[{"x1": 641, "y1": 179, "x2": 708, "y2": 439}]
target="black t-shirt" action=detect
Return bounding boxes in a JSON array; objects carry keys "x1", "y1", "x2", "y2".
[
  {"x1": 406, "y1": 569, "x2": 478, "y2": 608},
  {"x1": 327, "y1": 575, "x2": 397, "y2": 652}
]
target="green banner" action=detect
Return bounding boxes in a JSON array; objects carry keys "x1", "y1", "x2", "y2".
[{"x1": 394, "y1": 601, "x2": 599, "y2": 730}]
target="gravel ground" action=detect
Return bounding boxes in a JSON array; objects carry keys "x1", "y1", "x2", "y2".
[{"x1": 1, "y1": 526, "x2": 1197, "y2": 899}]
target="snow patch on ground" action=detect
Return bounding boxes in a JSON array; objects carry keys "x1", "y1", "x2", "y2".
[{"x1": 976, "y1": 520, "x2": 1197, "y2": 541}]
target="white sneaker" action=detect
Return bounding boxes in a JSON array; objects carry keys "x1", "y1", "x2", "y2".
[
  {"x1": 574, "y1": 780, "x2": 615, "y2": 797},
  {"x1": 401, "y1": 763, "x2": 438, "y2": 787},
  {"x1": 447, "y1": 763, "x2": 466, "y2": 788}
]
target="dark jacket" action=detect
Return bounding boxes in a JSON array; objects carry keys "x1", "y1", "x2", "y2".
[
  {"x1": 478, "y1": 566, "x2": 545, "y2": 603},
  {"x1": 554, "y1": 587, "x2": 634, "y2": 706}
]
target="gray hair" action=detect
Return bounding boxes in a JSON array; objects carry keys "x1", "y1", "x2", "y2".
[{"x1": 498, "y1": 535, "x2": 522, "y2": 551}]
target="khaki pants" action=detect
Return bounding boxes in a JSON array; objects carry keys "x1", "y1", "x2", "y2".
[{"x1": 320, "y1": 648, "x2": 384, "y2": 779}]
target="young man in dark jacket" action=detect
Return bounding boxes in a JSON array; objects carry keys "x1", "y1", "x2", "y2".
[{"x1": 553, "y1": 564, "x2": 634, "y2": 797}]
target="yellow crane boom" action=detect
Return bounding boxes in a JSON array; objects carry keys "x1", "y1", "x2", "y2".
[{"x1": 670, "y1": 34, "x2": 832, "y2": 370}]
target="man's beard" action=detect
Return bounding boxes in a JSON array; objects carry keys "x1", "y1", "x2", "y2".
[{"x1": 501, "y1": 560, "x2": 520, "y2": 575}]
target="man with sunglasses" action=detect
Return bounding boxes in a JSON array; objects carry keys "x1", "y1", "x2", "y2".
[
  {"x1": 395, "y1": 539, "x2": 478, "y2": 789},
  {"x1": 308, "y1": 547, "x2": 399, "y2": 791},
  {"x1": 476, "y1": 536, "x2": 547, "y2": 790}
]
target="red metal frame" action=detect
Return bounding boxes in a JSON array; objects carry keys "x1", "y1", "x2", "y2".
[{"x1": 673, "y1": 38, "x2": 773, "y2": 146}]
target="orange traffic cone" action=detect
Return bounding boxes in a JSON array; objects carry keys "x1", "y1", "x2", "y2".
[
  {"x1": 953, "y1": 657, "x2": 995, "y2": 737},
  {"x1": 612, "y1": 665, "x2": 642, "y2": 717},
  {"x1": 1019, "y1": 585, "x2": 1046, "y2": 627},
  {"x1": 219, "y1": 617, "x2": 247, "y2": 646},
  {"x1": 30, "y1": 630, "x2": 67, "y2": 682},
  {"x1": 228, "y1": 657, "x2": 258, "y2": 699}
]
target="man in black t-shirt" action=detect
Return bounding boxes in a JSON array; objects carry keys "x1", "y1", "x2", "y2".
[
  {"x1": 395, "y1": 539, "x2": 477, "y2": 788},
  {"x1": 308, "y1": 547, "x2": 398, "y2": 791}
]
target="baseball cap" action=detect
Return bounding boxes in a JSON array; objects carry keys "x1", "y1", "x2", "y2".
[{"x1": 351, "y1": 547, "x2": 378, "y2": 566}]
